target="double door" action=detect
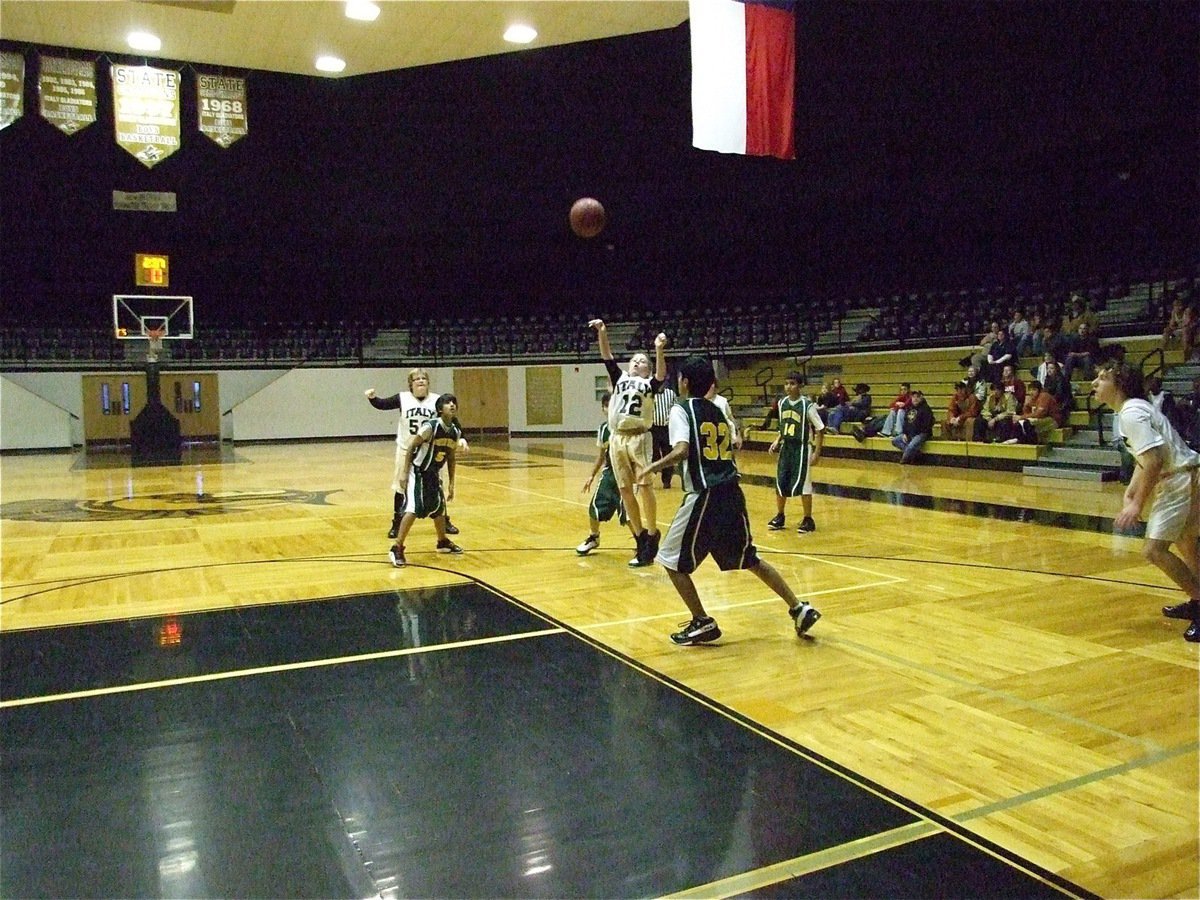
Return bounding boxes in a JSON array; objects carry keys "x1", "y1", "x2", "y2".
[{"x1": 82, "y1": 372, "x2": 220, "y2": 445}]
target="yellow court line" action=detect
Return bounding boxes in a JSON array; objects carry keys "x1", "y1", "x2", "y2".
[
  {"x1": 0, "y1": 628, "x2": 563, "y2": 708},
  {"x1": 663, "y1": 821, "x2": 941, "y2": 898}
]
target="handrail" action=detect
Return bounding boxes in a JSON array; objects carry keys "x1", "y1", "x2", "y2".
[
  {"x1": 754, "y1": 365, "x2": 773, "y2": 404},
  {"x1": 1138, "y1": 346, "x2": 1165, "y2": 380}
]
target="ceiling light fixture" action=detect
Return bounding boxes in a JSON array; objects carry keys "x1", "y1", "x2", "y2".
[
  {"x1": 126, "y1": 31, "x2": 162, "y2": 52},
  {"x1": 315, "y1": 55, "x2": 347, "y2": 73},
  {"x1": 503, "y1": 24, "x2": 537, "y2": 44},
  {"x1": 345, "y1": 0, "x2": 380, "y2": 22}
]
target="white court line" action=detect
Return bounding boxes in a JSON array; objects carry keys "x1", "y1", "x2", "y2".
[
  {"x1": 0, "y1": 628, "x2": 564, "y2": 709},
  {"x1": 580, "y1": 579, "x2": 903, "y2": 630},
  {"x1": 497, "y1": 484, "x2": 911, "y2": 590},
  {"x1": 783, "y1": 550, "x2": 906, "y2": 584}
]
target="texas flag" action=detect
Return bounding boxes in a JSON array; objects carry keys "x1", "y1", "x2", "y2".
[{"x1": 689, "y1": 0, "x2": 797, "y2": 160}]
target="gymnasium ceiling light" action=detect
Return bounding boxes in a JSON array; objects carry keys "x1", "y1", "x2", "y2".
[
  {"x1": 503, "y1": 24, "x2": 537, "y2": 44},
  {"x1": 345, "y1": 1, "x2": 380, "y2": 22},
  {"x1": 127, "y1": 31, "x2": 162, "y2": 52},
  {"x1": 315, "y1": 55, "x2": 346, "y2": 73}
]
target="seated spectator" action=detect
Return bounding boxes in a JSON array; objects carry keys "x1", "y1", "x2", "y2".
[
  {"x1": 853, "y1": 382, "x2": 912, "y2": 441},
  {"x1": 944, "y1": 380, "x2": 981, "y2": 441},
  {"x1": 1009, "y1": 308, "x2": 1033, "y2": 358},
  {"x1": 893, "y1": 389, "x2": 934, "y2": 463},
  {"x1": 964, "y1": 365, "x2": 988, "y2": 405},
  {"x1": 1175, "y1": 375, "x2": 1200, "y2": 450},
  {"x1": 984, "y1": 328, "x2": 1018, "y2": 383},
  {"x1": 1146, "y1": 374, "x2": 1179, "y2": 429},
  {"x1": 1162, "y1": 296, "x2": 1189, "y2": 347},
  {"x1": 1014, "y1": 379, "x2": 1063, "y2": 444},
  {"x1": 1033, "y1": 351, "x2": 1056, "y2": 385},
  {"x1": 1040, "y1": 320, "x2": 1068, "y2": 360},
  {"x1": 1062, "y1": 321, "x2": 1101, "y2": 383},
  {"x1": 1000, "y1": 364, "x2": 1027, "y2": 408},
  {"x1": 1029, "y1": 310, "x2": 1046, "y2": 355},
  {"x1": 964, "y1": 321, "x2": 1002, "y2": 370},
  {"x1": 815, "y1": 377, "x2": 849, "y2": 423},
  {"x1": 828, "y1": 382, "x2": 872, "y2": 433},
  {"x1": 979, "y1": 382, "x2": 1020, "y2": 443},
  {"x1": 1062, "y1": 295, "x2": 1099, "y2": 337},
  {"x1": 1182, "y1": 301, "x2": 1199, "y2": 362},
  {"x1": 1042, "y1": 358, "x2": 1074, "y2": 412}
]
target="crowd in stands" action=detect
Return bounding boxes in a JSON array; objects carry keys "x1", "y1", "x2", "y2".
[
  {"x1": 806, "y1": 275, "x2": 1198, "y2": 463},
  {"x1": 1, "y1": 266, "x2": 1194, "y2": 370}
]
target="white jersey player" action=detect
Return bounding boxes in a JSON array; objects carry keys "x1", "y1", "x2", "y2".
[
  {"x1": 365, "y1": 368, "x2": 467, "y2": 539},
  {"x1": 1093, "y1": 362, "x2": 1199, "y2": 642},
  {"x1": 589, "y1": 319, "x2": 667, "y2": 567}
]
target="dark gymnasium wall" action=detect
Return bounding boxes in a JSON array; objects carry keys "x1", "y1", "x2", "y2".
[{"x1": 1, "y1": 1, "x2": 1196, "y2": 327}]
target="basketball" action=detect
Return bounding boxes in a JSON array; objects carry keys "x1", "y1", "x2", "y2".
[{"x1": 569, "y1": 197, "x2": 606, "y2": 238}]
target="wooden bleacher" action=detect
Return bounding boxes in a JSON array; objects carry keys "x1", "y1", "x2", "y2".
[{"x1": 727, "y1": 337, "x2": 1187, "y2": 470}]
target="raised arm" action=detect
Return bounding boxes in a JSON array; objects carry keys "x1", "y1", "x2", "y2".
[
  {"x1": 654, "y1": 331, "x2": 668, "y2": 382},
  {"x1": 589, "y1": 319, "x2": 614, "y2": 361}
]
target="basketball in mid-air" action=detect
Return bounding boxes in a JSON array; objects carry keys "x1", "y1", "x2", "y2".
[{"x1": 569, "y1": 197, "x2": 606, "y2": 238}]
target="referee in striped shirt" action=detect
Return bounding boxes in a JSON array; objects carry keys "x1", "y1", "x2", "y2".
[{"x1": 651, "y1": 381, "x2": 679, "y2": 488}]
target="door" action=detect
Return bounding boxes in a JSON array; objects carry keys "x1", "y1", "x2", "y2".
[
  {"x1": 452, "y1": 368, "x2": 508, "y2": 434},
  {"x1": 82, "y1": 373, "x2": 147, "y2": 445}
]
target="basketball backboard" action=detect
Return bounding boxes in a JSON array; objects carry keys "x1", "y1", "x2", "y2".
[{"x1": 113, "y1": 295, "x2": 195, "y2": 340}]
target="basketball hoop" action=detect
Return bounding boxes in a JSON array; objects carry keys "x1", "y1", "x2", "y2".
[{"x1": 145, "y1": 324, "x2": 166, "y2": 362}]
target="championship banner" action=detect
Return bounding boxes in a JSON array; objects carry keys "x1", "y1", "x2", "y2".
[
  {"x1": 196, "y1": 72, "x2": 248, "y2": 147},
  {"x1": 39, "y1": 56, "x2": 97, "y2": 135},
  {"x1": 0, "y1": 51, "x2": 25, "y2": 131},
  {"x1": 111, "y1": 64, "x2": 181, "y2": 168}
]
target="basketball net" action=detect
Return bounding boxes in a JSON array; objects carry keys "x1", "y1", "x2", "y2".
[{"x1": 146, "y1": 325, "x2": 166, "y2": 362}]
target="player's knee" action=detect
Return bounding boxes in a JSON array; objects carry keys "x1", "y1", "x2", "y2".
[{"x1": 1143, "y1": 540, "x2": 1170, "y2": 566}]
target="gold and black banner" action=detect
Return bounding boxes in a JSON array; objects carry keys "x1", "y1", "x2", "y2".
[
  {"x1": 0, "y1": 50, "x2": 25, "y2": 130},
  {"x1": 39, "y1": 56, "x2": 97, "y2": 135},
  {"x1": 111, "y1": 63, "x2": 181, "y2": 168},
  {"x1": 196, "y1": 72, "x2": 247, "y2": 147}
]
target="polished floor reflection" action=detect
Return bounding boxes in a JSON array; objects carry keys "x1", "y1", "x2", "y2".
[{"x1": 2, "y1": 584, "x2": 1087, "y2": 899}]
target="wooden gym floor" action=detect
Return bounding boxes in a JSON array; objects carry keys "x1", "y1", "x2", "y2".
[{"x1": 1, "y1": 437, "x2": 1196, "y2": 898}]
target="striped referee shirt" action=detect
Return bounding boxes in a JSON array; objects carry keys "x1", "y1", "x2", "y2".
[{"x1": 653, "y1": 387, "x2": 678, "y2": 427}]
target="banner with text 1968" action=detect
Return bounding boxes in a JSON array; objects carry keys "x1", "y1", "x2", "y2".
[
  {"x1": 0, "y1": 51, "x2": 25, "y2": 130},
  {"x1": 196, "y1": 72, "x2": 248, "y2": 147},
  {"x1": 111, "y1": 63, "x2": 181, "y2": 168},
  {"x1": 39, "y1": 56, "x2": 97, "y2": 135}
]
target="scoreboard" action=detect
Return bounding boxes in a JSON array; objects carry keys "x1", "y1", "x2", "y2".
[{"x1": 135, "y1": 253, "x2": 169, "y2": 287}]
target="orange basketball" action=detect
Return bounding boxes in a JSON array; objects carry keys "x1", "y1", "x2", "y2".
[{"x1": 569, "y1": 197, "x2": 606, "y2": 238}]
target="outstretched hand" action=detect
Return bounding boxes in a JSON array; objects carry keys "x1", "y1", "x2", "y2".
[
  {"x1": 654, "y1": 332, "x2": 668, "y2": 349},
  {"x1": 364, "y1": 388, "x2": 376, "y2": 399},
  {"x1": 588, "y1": 319, "x2": 606, "y2": 332}
]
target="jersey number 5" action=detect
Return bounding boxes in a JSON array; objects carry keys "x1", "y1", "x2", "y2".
[{"x1": 699, "y1": 421, "x2": 733, "y2": 460}]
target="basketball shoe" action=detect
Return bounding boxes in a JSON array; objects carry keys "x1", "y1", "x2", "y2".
[
  {"x1": 670, "y1": 616, "x2": 721, "y2": 645},
  {"x1": 576, "y1": 534, "x2": 600, "y2": 556},
  {"x1": 444, "y1": 517, "x2": 460, "y2": 535},
  {"x1": 388, "y1": 545, "x2": 406, "y2": 567},
  {"x1": 436, "y1": 539, "x2": 464, "y2": 554},
  {"x1": 1163, "y1": 599, "x2": 1198, "y2": 620},
  {"x1": 387, "y1": 517, "x2": 401, "y2": 539},
  {"x1": 797, "y1": 517, "x2": 817, "y2": 533},
  {"x1": 789, "y1": 603, "x2": 821, "y2": 636},
  {"x1": 767, "y1": 514, "x2": 785, "y2": 531}
]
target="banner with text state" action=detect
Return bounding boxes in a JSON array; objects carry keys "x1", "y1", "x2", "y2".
[
  {"x1": 196, "y1": 72, "x2": 248, "y2": 147},
  {"x1": 111, "y1": 63, "x2": 181, "y2": 168},
  {"x1": 0, "y1": 51, "x2": 25, "y2": 130},
  {"x1": 39, "y1": 56, "x2": 97, "y2": 135}
]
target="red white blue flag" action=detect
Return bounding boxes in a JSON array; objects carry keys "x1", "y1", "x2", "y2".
[{"x1": 689, "y1": 0, "x2": 796, "y2": 160}]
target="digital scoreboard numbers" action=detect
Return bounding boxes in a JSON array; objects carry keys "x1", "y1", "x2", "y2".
[{"x1": 135, "y1": 253, "x2": 169, "y2": 287}]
